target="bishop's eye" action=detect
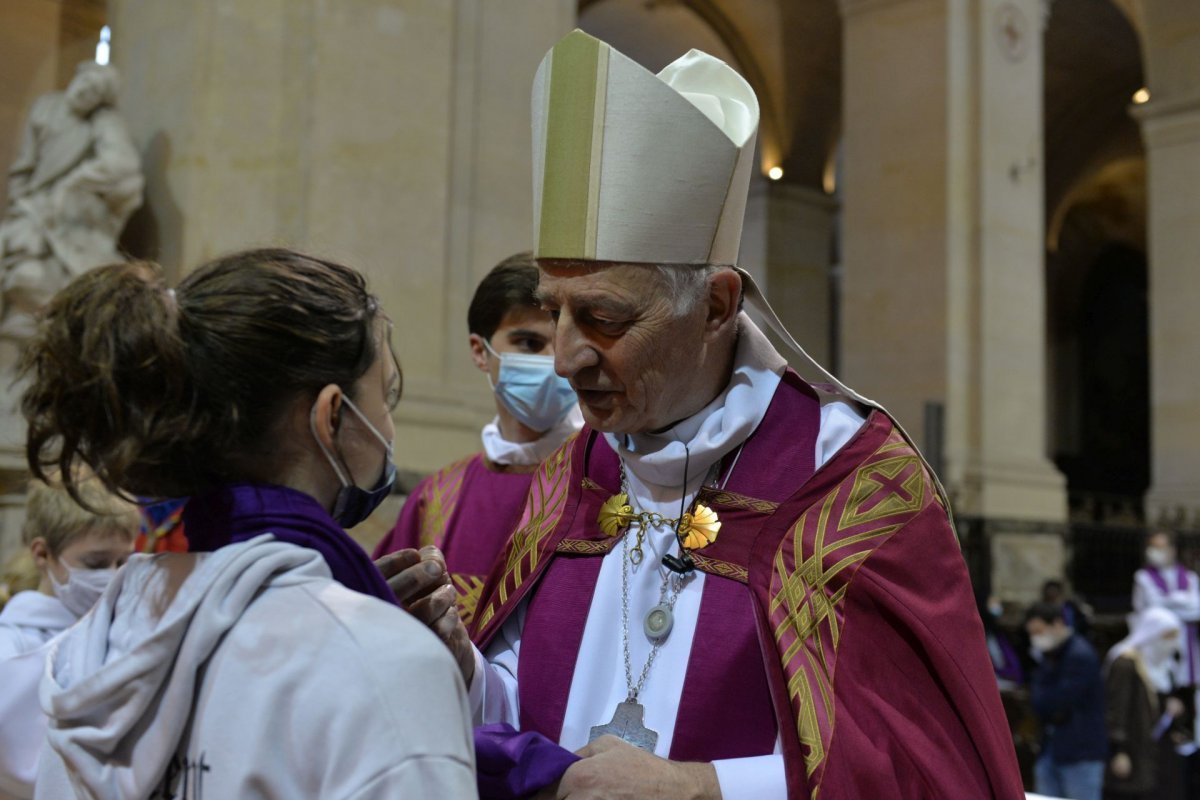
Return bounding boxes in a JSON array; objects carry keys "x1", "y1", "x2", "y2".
[{"x1": 589, "y1": 315, "x2": 629, "y2": 336}]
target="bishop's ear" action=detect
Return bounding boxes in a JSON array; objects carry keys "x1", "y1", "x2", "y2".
[{"x1": 703, "y1": 268, "x2": 742, "y2": 339}]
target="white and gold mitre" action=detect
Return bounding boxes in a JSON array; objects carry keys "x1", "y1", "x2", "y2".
[{"x1": 532, "y1": 30, "x2": 759, "y2": 266}]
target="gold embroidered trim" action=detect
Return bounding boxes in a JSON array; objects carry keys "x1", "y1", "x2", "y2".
[
  {"x1": 698, "y1": 487, "x2": 779, "y2": 515},
  {"x1": 769, "y1": 427, "x2": 933, "y2": 794},
  {"x1": 418, "y1": 456, "x2": 473, "y2": 548},
  {"x1": 556, "y1": 538, "x2": 618, "y2": 555},
  {"x1": 451, "y1": 573, "x2": 486, "y2": 627},
  {"x1": 691, "y1": 552, "x2": 749, "y2": 583}
]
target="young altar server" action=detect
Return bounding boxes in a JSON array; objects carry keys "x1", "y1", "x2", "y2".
[{"x1": 374, "y1": 253, "x2": 579, "y2": 628}]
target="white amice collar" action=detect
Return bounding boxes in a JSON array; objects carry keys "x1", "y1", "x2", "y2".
[
  {"x1": 604, "y1": 312, "x2": 785, "y2": 491},
  {"x1": 481, "y1": 405, "x2": 584, "y2": 466}
]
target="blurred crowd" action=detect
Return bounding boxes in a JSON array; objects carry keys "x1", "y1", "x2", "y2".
[{"x1": 985, "y1": 531, "x2": 1200, "y2": 799}]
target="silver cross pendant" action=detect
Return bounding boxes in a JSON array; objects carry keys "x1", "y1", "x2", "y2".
[{"x1": 588, "y1": 699, "x2": 659, "y2": 752}]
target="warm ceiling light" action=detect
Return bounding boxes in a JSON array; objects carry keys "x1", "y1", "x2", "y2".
[
  {"x1": 1132, "y1": 87, "x2": 1150, "y2": 105},
  {"x1": 767, "y1": 166, "x2": 783, "y2": 181}
]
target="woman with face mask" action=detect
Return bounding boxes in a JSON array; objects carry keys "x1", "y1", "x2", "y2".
[
  {"x1": 373, "y1": 253, "x2": 580, "y2": 631},
  {"x1": 1105, "y1": 607, "x2": 1188, "y2": 799},
  {"x1": 1133, "y1": 531, "x2": 1200, "y2": 700},
  {"x1": 21, "y1": 250, "x2": 476, "y2": 799}
]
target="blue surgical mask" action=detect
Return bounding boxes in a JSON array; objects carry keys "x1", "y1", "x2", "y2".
[
  {"x1": 485, "y1": 340, "x2": 577, "y2": 433},
  {"x1": 310, "y1": 394, "x2": 397, "y2": 528}
]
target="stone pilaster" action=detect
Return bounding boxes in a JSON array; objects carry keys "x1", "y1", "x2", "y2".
[
  {"x1": 839, "y1": 0, "x2": 1066, "y2": 524},
  {"x1": 110, "y1": 0, "x2": 575, "y2": 475}
]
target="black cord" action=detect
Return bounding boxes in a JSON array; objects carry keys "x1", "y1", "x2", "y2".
[{"x1": 663, "y1": 442, "x2": 696, "y2": 575}]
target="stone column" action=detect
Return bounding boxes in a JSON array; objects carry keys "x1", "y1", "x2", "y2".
[
  {"x1": 109, "y1": 0, "x2": 574, "y2": 477},
  {"x1": 740, "y1": 179, "x2": 838, "y2": 370},
  {"x1": 1136, "y1": 2, "x2": 1200, "y2": 525},
  {"x1": 839, "y1": 0, "x2": 1066, "y2": 594}
]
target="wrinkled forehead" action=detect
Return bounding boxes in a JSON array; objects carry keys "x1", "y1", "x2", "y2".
[{"x1": 535, "y1": 260, "x2": 667, "y2": 303}]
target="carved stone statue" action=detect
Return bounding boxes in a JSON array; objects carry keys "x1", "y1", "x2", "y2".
[
  {"x1": 0, "y1": 61, "x2": 143, "y2": 366},
  {"x1": 0, "y1": 61, "x2": 142, "y2": 465}
]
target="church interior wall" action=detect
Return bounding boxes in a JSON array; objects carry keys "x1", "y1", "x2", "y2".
[{"x1": 0, "y1": 0, "x2": 1197, "y2": 594}]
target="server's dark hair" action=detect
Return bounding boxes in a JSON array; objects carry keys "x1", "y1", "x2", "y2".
[
  {"x1": 20, "y1": 248, "x2": 383, "y2": 501},
  {"x1": 1024, "y1": 602, "x2": 1065, "y2": 626},
  {"x1": 467, "y1": 252, "x2": 540, "y2": 340}
]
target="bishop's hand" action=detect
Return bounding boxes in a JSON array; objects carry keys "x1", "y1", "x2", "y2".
[
  {"x1": 534, "y1": 735, "x2": 720, "y2": 800},
  {"x1": 375, "y1": 546, "x2": 475, "y2": 684}
]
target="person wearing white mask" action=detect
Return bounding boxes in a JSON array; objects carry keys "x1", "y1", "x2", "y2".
[
  {"x1": 0, "y1": 472, "x2": 137, "y2": 659},
  {"x1": 1133, "y1": 530, "x2": 1200, "y2": 697},
  {"x1": 1025, "y1": 602, "x2": 1108, "y2": 799},
  {"x1": 373, "y1": 252, "x2": 581, "y2": 629},
  {"x1": 0, "y1": 471, "x2": 137, "y2": 800},
  {"x1": 1105, "y1": 606, "x2": 1188, "y2": 798}
]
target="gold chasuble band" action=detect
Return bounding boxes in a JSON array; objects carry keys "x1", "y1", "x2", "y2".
[{"x1": 538, "y1": 32, "x2": 608, "y2": 260}]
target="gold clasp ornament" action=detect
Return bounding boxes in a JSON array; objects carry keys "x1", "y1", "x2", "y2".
[
  {"x1": 598, "y1": 493, "x2": 635, "y2": 536},
  {"x1": 598, "y1": 491, "x2": 721, "y2": 558},
  {"x1": 678, "y1": 503, "x2": 721, "y2": 550}
]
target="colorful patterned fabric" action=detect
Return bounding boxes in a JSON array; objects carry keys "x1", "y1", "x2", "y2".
[{"x1": 135, "y1": 498, "x2": 188, "y2": 554}]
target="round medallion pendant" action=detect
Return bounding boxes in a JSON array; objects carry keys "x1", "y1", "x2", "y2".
[{"x1": 644, "y1": 604, "x2": 674, "y2": 642}]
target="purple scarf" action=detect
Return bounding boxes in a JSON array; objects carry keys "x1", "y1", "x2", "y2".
[
  {"x1": 474, "y1": 724, "x2": 578, "y2": 799},
  {"x1": 183, "y1": 483, "x2": 396, "y2": 605}
]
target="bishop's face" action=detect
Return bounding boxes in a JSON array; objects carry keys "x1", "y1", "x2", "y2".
[{"x1": 535, "y1": 262, "x2": 713, "y2": 435}]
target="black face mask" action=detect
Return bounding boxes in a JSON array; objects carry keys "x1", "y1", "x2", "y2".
[{"x1": 311, "y1": 395, "x2": 396, "y2": 528}]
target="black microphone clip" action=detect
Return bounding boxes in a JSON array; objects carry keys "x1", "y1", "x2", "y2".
[{"x1": 662, "y1": 552, "x2": 695, "y2": 575}]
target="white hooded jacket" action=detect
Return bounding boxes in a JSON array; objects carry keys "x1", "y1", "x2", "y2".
[
  {"x1": 35, "y1": 535, "x2": 476, "y2": 799},
  {"x1": 0, "y1": 591, "x2": 75, "y2": 660}
]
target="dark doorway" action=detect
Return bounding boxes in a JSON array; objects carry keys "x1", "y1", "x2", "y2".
[{"x1": 1058, "y1": 243, "x2": 1149, "y2": 506}]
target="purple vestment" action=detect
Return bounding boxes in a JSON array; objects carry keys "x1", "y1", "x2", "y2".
[
  {"x1": 471, "y1": 370, "x2": 1025, "y2": 798},
  {"x1": 1143, "y1": 565, "x2": 1199, "y2": 685}
]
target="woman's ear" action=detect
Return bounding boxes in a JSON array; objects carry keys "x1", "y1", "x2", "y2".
[
  {"x1": 310, "y1": 383, "x2": 344, "y2": 453},
  {"x1": 468, "y1": 334, "x2": 491, "y2": 374}
]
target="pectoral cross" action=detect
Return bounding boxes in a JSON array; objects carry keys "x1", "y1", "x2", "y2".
[{"x1": 589, "y1": 699, "x2": 659, "y2": 752}]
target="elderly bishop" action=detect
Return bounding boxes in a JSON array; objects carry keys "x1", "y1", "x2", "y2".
[{"x1": 446, "y1": 31, "x2": 1024, "y2": 800}]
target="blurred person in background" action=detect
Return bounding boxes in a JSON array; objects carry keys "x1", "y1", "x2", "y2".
[
  {"x1": 0, "y1": 472, "x2": 138, "y2": 800},
  {"x1": 1044, "y1": 578, "x2": 1094, "y2": 641},
  {"x1": 1104, "y1": 607, "x2": 1187, "y2": 800},
  {"x1": 373, "y1": 253, "x2": 579, "y2": 630},
  {"x1": 979, "y1": 593, "x2": 1023, "y2": 690},
  {"x1": 0, "y1": 472, "x2": 137, "y2": 659},
  {"x1": 1026, "y1": 601, "x2": 1108, "y2": 800},
  {"x1": 1133, "y1": 530, "x2": 1200, "y2": 734}
]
